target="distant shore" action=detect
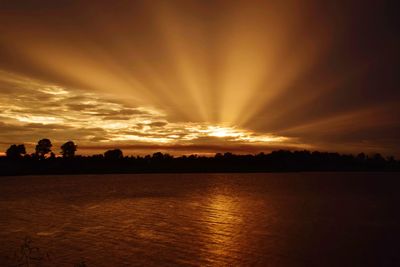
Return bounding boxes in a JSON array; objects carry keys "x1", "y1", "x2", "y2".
[{"x1": 1, "y1": 150, "x2": 399, "y2": 176}]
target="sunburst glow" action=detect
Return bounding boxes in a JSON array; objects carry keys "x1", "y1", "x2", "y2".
[{"x1": 0, "y1": 1, "x2": 398, "y2": 156}]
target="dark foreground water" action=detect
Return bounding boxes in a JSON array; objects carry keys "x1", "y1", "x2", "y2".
[{"x1": 0, "y1": 173, "x2": 399, "y2": 266}]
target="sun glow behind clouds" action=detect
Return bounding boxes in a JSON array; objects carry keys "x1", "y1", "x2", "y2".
[
  {"x1": 0, "y1": 1, "x2": 331, "y2": 127},
  {"x1": 1, "y1": 1, "x2": 397, "y2": 155},
  {"x1": 0, "y1": 72, "x2": 289, "y2": 153},
  {"x1": 108, "y1": 124, "x2": 287, "y2": 144},
  {"x1": 16, "y1": 115, "x2": 64, "y2": 124}
]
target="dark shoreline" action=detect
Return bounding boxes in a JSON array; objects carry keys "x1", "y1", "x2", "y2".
[{"x1": 1, "y1": 150, "x2": 399, "y2": 176}]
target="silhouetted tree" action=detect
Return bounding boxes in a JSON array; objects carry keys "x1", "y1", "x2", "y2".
[
  {"x1": 35, "y1": 139, "x2": 52, "y2": 159},
  {"x1": 1, "y1": 145, "x2": 400, "y2": 175},
  {"x1": 356, "y1": 153, "x2": 366, "y2": 160},
  {"x1": 224, "y1": 152, "x2": 233, "y2": 158},
  {"x1": 164, "y1": 153, "x2": 173, "y2": 159},
  {"x1": 373, "y1": 153, "x2": 384, "y2": 161},
  {"x1": 6, "y1": 144, "x2": 26, "y2": 159},
  {"x1": 214, "y1": 153, "x2": 223, "y2": 159},
  {"x1": 152, "y1": 152, "x2": 164, "y2": 160},
  {"x1": 61, "y1": 141, "x2": 77, "y2": 158},
  {"x1": 104, "y1": 149, "x2": 123, "y2": 160}
]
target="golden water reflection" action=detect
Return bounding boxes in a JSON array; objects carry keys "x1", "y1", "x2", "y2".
[
  {"x1": 202, "y1": 193, "x2": 244, "y2": 262},
  {"x1": 2, "y1": 173, "x2": 393, "y2": 266}
]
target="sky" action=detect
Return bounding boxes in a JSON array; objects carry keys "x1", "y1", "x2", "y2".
[{"x1": 0, "y1": 0, "x2": 399, "y2": 156}]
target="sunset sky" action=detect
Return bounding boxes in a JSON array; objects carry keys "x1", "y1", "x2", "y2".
[{"x1": 0, "y1": 0, "x2": 398, "y2": 156}]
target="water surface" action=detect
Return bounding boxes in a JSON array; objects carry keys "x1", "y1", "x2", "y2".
[{"x1": 0, "y1": 173, "x2": 399, "y2": 266}]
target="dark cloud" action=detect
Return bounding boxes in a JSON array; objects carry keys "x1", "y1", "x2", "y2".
[
  {"x1": 0, "y1": 122, "x2": 31, "y2": 132},
  {"x1": 102, "y1": 116, "x2": 131, "y2": 121},
  {"x1": 65, "y1": 103, "x2": 98, "y2": 111},
  {"x1": 148, "y1": 121, "x2": 168, "y2": 127},
  {"x1": 88, "y1": 108, "x2": 150, "y2": 117},
  {"x1": 76, "y1": 143, "x2": 303, "y2": 156},
  {"x1": 88, "y1": 136, "x2": 110, "y2": 142}
]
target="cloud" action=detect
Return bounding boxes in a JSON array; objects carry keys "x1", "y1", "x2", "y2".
[
  {"x1": 1, "y1": 70, "x2": 398, "y2": 157},
  {"x1": 0, "y1": 72, "x2": 290, "y2": 154},
  {"x1": 25, "y1": 123, "x2": 73, "y2": 129},
  {"x1": 77, "y1": 143, "x2": 306, "y2": 156}
]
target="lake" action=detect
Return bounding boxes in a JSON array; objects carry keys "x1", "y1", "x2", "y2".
[{"x1": 0, "y1": 173, "x2": 399, "y2": 266}]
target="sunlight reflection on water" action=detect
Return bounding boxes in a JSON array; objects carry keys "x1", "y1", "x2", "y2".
[{"x1": 0, "y1": 173, "x2": 399, "y2": 266}]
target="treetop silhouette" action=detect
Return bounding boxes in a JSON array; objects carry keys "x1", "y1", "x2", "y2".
[
  {"x1": 35, "y1": 138, "x2": 52, "y2": 159},
  {"x1": 61, "y1": 141, "x2": 77, "y2": 158},
  {"x1": 104, "y1": 149, "x2": 123, "y2": 160},
  {"x1": 6, "y1": 144, "x2": 26, "y2": 159},
  {"x1": 2, "y1": 138, "x2": 400, "y2": 175}
]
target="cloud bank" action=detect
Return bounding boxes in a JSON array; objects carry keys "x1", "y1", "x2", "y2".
[{"x1": 0, "y1": 71, "x2": 294, "y2": 155}]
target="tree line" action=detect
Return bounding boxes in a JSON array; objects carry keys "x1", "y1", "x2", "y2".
[
  {"x1": 6, "y1": 138, "x2": 122, "y2": 160},
  {"x1": 1, "y1": 138, "x2": 399, "y2": 175}
]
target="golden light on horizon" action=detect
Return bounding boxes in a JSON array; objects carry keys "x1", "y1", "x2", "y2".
[
  {"x1": 0, "y1": 1, "x2": 398, "y2": 156},
  {"x1": 0, "y1": 71, "x2": 291, "y2": 155}
]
